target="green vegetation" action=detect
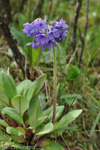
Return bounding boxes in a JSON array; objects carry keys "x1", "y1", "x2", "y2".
[{"x1": 0, "y1": 0, "x2": 100, "y2": 149}]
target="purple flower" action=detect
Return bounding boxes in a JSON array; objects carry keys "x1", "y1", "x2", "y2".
[
  {"x1": 46, "y1": 40, "x2": 56, "y2": 50},
  {"x1": 51, "y1": 19, "x2": 69, "y2": 30},
  {"x1": 35, "y1": 34, "x2": 48, "y2": 44},
  {"x1": 26, "y1": 39, "x2": 41, "y2": 49},
  {"x1": 23, "y1": 23, "x2": 34, "y2": 37},
  {"x1": 36, "y1": 20, "x2": 48, "y2": 32},
  {"x1": 40, "y1": 39, "x2": 56, "y2": 51},
  {"x1": 55, "y1": 31, "x2": 68, "y2": 43},
  {"x1": 47, "y1": 31, "x2": 54, "y2": 40},
  {"x1": 23, "y1": 18, "x2": 68, "y2": 50}
]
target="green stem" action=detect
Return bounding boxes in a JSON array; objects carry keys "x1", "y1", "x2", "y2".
[{"x1": 52, "y1": 46, "x2": 57, "y2": 124}]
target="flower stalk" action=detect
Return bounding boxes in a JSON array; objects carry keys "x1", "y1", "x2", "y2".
[{"x1": 52, "y1": 46, "x2": 57, "y2": 124}]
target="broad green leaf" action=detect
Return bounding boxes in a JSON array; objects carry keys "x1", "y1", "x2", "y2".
[
  {"x1": 0, "y1": 130, "x2": 11, "y2": 142},
  {"x1": 11, "y1": 136, "x2": 25, "y2": 143},
  {"x1": 0, "y1": 119, "x2": 9, "y2": 127},
  {"x1": 44, "y1": 141, "x2": 64, "y2": 150},
  {"x1": 28, "y1": 95, "x2": 43, "y2": 125},
  {"x1": 3, "y1": 107, "x2": 24, "y2": 126},
  {"x1": 10, "y1": 24, "x2": 27, "y2": 48},
  {"x1": 47, "y1": 106, "x2": 64, "y2": 122},
  {"x1": 11, "y1": 95, "x2": 29, "y2": 116},
  {"x1": 0, "y1": 68, "x2": 6, "y2": 73},
  {"x1": 43, "y1": 105, "x2": 53, "y2": 116},
  {"x1": 36, "y1": 123, "x2": 54, "y2": 136},
  {"x1": 0, "y1": 72, "x2": 17, "y2": 99},
  {"x1": 0, "y1": 103, "x2": 5, "y2": 111},
  {"x1": 0, "y1": 87, "x2": 9, "y2": 106},
  {"x1": 6, "y1": 127, "x2": 24, "y2": 136},
  {"x1": 61, "y1": 94, "x2": 82, "y2": 105},
  {"x1": 27, "y1": 74, "x2": 46, "y2": 102},
  {"x1": 17, "y1": 127, "x2": 26, "y2": 136},
  {"x1": 29, "y1": 116, "x2": 47, "y2": 129},
  {"x1": 18, "y1": 13, "x2": 27, "y2": 30},
  {"x1": 17, "y1": 80, "x2": 32, "y2": 96},
  {"x1": 55, "y1": 109, "x2": 82, "y2": 130}
]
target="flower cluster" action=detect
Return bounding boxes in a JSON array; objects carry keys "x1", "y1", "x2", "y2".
[{"x1": 23, "y1": 18, "x2": 68, "y2": 51}]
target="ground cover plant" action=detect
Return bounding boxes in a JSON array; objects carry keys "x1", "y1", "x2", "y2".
[
  {"x1": 0, "y1": 0, "x2": 100, "y2": 150},
  {"x1": 0, "y1": 18, "x2": 82, "y2": 149}
]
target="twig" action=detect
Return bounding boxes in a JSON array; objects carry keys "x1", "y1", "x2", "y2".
[
  {"x1": 0, "y1": 15, "x2": 25, "y2": 75},
  {"x1": 72, "y1": 0, "x2": 82, "y2": 59},
  {"x1": 61, "y1": 134, "x2": 70, "y2": 150},
  {"x1": 79, "y1": 0, "x2": 89, "y2": 62},
  {"x1": 2, "y1": 0, "x2": 12, "y2": 23}
]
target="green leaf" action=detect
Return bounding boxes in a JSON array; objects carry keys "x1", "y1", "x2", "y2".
[
  {"x1": 0, "y1": 72, "x2": 17, "y2": 100},
  {"x1": 0, "y1": 103, "x2": 5, "y2": 111},
  {"x1": 32, "y1": 47, "x2": 41, "y2": 66},
  {"x1": 0, "y1": 87, "x2": 9, "y2": 106},
  {"x1": 3, "y1": 107, "x2": 24, "y2": 126},
  {"x1": 17, "y1": 80, "x2": 32, "y2": 96},
  {"x1": 9, "y1": 24, "x2": 27, "y2": 48},
  {"x1": 67, "y1": 65, "x2": 81, "y2": 80},
  {"x1": 27, "y1": 74, "x2": 46, "y2": 102},
  {"x1": 17, "y1": 75, "x2": 46, "y2": 102},
  {"x1": 6, "y1": 127, "x2": 24, "y2": 136},
  {"x1": 47, "y1": 105, "x2": 64, "y2": 122},
  {"x1": 61, "y1": 94, "x2": 82, "y2": 105},
  {"x1": 29, "y1": 116, "x2": 47, "y2": 129},
  {"x1": 0, "y1": 130, "x2": 11, "y2": 143},
  {"x1": 18, "y1": 13, "x2": 27, "y2": 30},
  {"x1": 43, "y1": 105, "x2": 53, "y2": 116},
  {"x1": 36, "y1": 123, "x2": 54, "y2": 136},
  {"x1": 11, "y1": 95, "x2": 29, "y2": 116},
  {"x1": 0, "y1": 119, "x2": 9, "y2": 127},
  {"x1": 28, "y1": 95, "x2": 43, "y2": 125},
  {"x1": 44, "y1": 141, "x2": 64, "y2": 150},
  {"x1": 55, "y1": 109, "x2": 82, "y2": 130}
]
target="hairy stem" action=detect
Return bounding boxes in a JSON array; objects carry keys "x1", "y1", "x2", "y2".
[{"x1": 52, "y1": 46, "x2": 57, "y2": 124}]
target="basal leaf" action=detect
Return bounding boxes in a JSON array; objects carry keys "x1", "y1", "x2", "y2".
[
  {"x1": 17, "y1": 80, "x2": 32, "y2": 96},
  {"x1": 0, "y1": 119, "x2": 9, "y2": 127},
  {"x1": 11, "y1": 95, "x2": 29, "y2": 116},
  {"x1": 0, "y1": 87, "x2": 9, "y2": 106},
  {"x1": 44, "y1": 141, "x2": 64, "y2": 150},
  {"x1": 55, "y1": 109, "x2": 82, "y2": 130},
  {"x1": 0, "y1": 72, "x2": 17, "y2": 100},
  {"x1": 47, "y1": 105, "x2": 64, "y2": 122},
  {"x1": 27, "y1": 74, "x2": 46, "y2": 102},
  {"x1": 3, "y1": 107, "x2": 24, "y2": 126},
  {"x1": 28, "y1": 95, "x2": 43, "y2": 125},
  {"x1": 29, "y1": 116, "x2": 47, "y2": 129},
  {"x1": 36, "y1": 123, "x2": 54, "y2": 136},
  {"x1": 6, "y1": 127, "x2": 24, "y2": 136}
]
